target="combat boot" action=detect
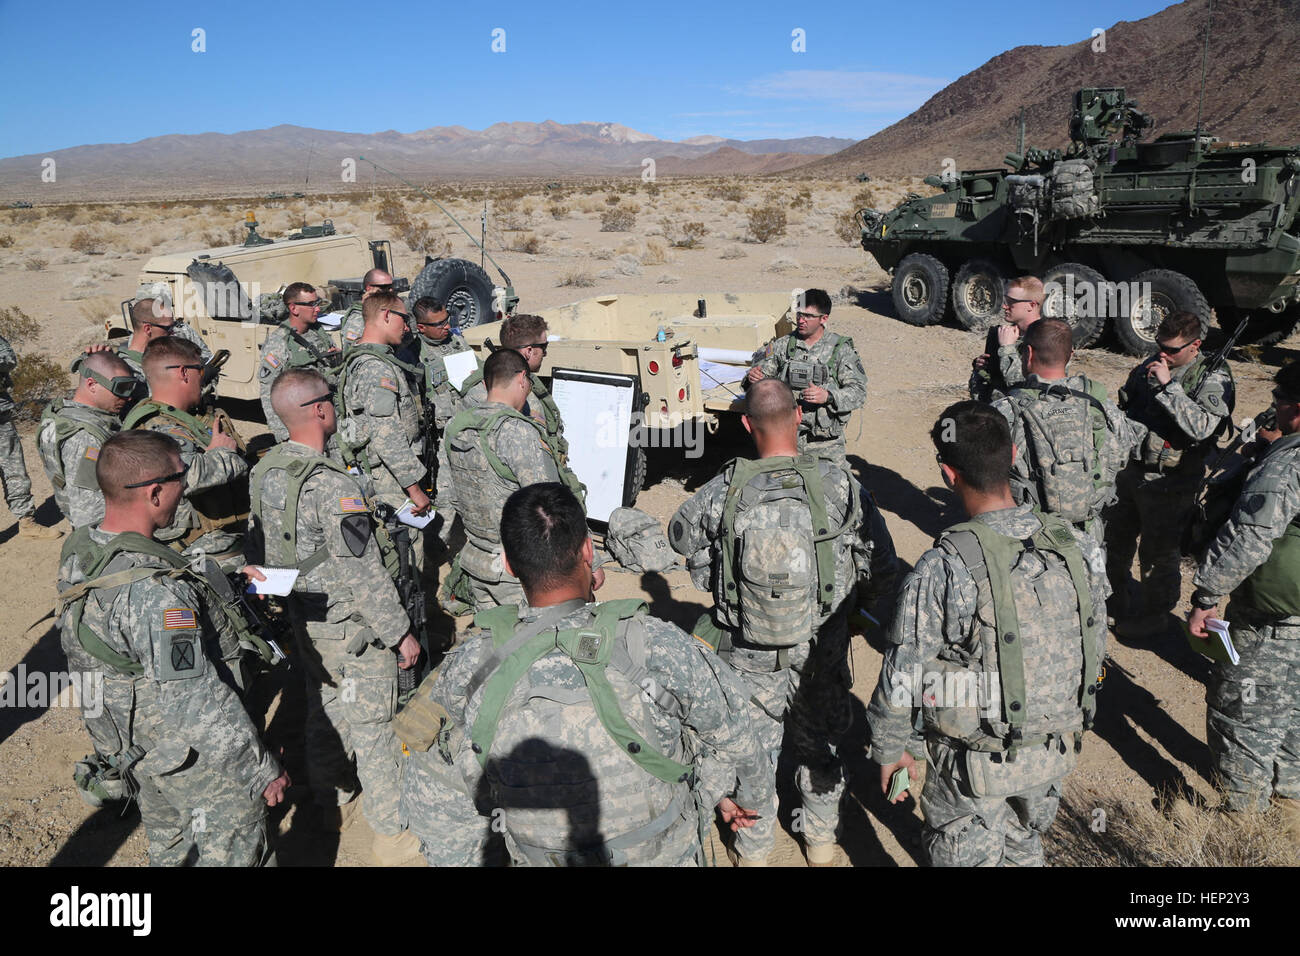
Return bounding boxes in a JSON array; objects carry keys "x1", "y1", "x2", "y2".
[
  {"x1": 372, "y1": 829, "x2": 422, "y2": 866},
  {"x1": 18, "y1": 516, "x2": 62, "y2": 539},
  {"x1": 805, "y1": 842, "x2": 837, "y2": 867}
]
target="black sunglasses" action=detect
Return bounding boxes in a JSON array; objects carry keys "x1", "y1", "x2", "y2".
[
  {"x1": 521, "y1": 342, "x2": 548, "y2": 354},
  {"x1": 299, "y1": 390, "x2": 335, "y2": 407},
  {"x1": 367, "y1": 283, "x2": 394, "y2": 292},
  {"x1": 418, "y1": 316, "x2": 451, "y2": 328},
  {"x1": 123, "y1": 461, "x2": 190, "y2": 489},
  {"x1": 1157, "y1": 340, "x2": 1196, "y2": 355},
  {"x1": 144, "y1": 320, "x2": 177, "y2": 332},
  {"x1": 1004, "y1": 296, "x2": 1034, "y2": 307},
  {"x1": 290, "y1": 298, "x2": 322, "y2": 309},
  {"x1": 386, "y1": 309, "x2": 410, "y2": 321},
  {"x1": 165, "y1": 364, "x2": 205, "y2": 374}
]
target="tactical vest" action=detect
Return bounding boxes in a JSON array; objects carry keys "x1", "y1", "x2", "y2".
[
  {"x1": 466, "y1": 600, "x2": 702, "y2": 866},
  {"x1": 1006, "y1": 378, "x2": 1112, "y2": 525},
  {"x1": 443, "y1": 404, "x2": 585, "y2": 542},
  {"x1": 462, "y1": 369, "x2": 568, "y2": 456},
  {"x1": 1231, "y1": 436, "x2": 1300, "y2": 618},
  {"x1": 38, "y1": 400, "x2": 114, "y2": 497},
  {"x1": 717, "y1": 454, "x2": 857, "y2": 649},
  {"x1": 277, "y1": 320, "x2": 340, "y2": 372},
  {"x1": 123, "y1": 400, "x2": 250, "y2": 542},
  {"x1": 248, "y1": 444, "x2": 401, "y2": 583},
  {"x1": 55, "y1": 527, "x2": 275, "y2": 679},
  {"x1": 336, "y1": 344, "x2": 423, "y2": 482},
  {"x1": 1122, "y1": 356, "x2": 1235, "y2": 470},
  {"x1": 927, "y1": 512, "x2": 1100, "y2": 756},
  {"x1": 784, "y1": 331, "x2": 850, "y2": 387}
]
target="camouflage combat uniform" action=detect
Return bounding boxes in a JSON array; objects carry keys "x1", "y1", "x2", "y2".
[
  {"x1": 247, "y1": 440, "x2": 411, "y2": 834},
  {"x1": 968, "y1": 330, "x2": 1025, "y2": 403},
  {"x1": 992, "y1": 373, "x2": 1146, "y2": 546},
  {"x1": 418, "y1": 331, "x2": 480, "y2": 433},
  {"x1": 37, "y1": 398, "x2": 121, "y2": 529},
  {"x1": 1192, "y1": 432, "x2": 1300, "y2": 812},
  {"x1": 1106, "y1": 355, "x2": 1233, "y2": 619},
  {"x1": 669, "y1": 454, "x2": 897, "y2": 860},
  {"x1": 426, "y1": 599, "x2": 774, "y2": 866},
  {"x1": 125, "y1": 401, "x2": 250, "y2": 566},
  {"x1": 459, "y1": 371, "x2": 570, "y2": 459},
  {"x1": 867, "y1": 504, "x2": 1109, "y2": 866},
  {"x1": 57, "y1": 527, "x2": 281, "y2": 866},
  {"x1": 439, "y1": 401, "x2": 580, "y2": 610},
  {"x1": 339, "y1": 306, "x2": 364, "y2": 353},
  {"x1": 258, "y1": 320, "x2": 339, "y2": 442},
  {"x1": 749, "y1": 331, "x2": 867, "y2": 458},
  {"x1": 0, "y1": 334, "x2": 36, "y2": 521}
]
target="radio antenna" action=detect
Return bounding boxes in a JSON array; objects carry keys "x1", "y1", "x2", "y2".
[{"x1": 1194, "y1": 0, "x2": 1215, "y2": 141}]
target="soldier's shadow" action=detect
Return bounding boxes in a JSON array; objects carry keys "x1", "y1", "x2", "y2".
[
  {"x1": 850, "y1": 455, "x2": 960, "y2": 540},
  {"x1": 638, "y1": 571, "x2": 708, "y2": 633},
  {"x1": 840, "y1": 693, "x2": 927, "y2": 867}
]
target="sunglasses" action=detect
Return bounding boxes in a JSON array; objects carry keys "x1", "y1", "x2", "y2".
[
  {"x1": 86, "y1": 368, "x2": 138, "y2": 398},
  {"x1": 418, "y1": 317, "x2": 451, "y2": 328},
  {"x1": 299, "y1": 390, "x2": 335, "y2": 407},
  {"x1": 795, "y1": 310, "x2": 825, "y2": 321},
  {"x1": 165, "y1": 364, "x2": 205, "y2": 374},
  {"x1": 143, "y1": 320, "x2": 177, "y2": 332},
  {"x1": 386, "y1": 309, "x2": 410, "y2": 321},
  {"x1": 290, "y1": 299, "x2": 322, "y2": 309},
  {"x1": 1157, "y1": 340, "x2": 1196, "y2": 355},
  {"x1": 1004, "y1": 296, "x2": 1034, "y2": 307},
  {"x1": 367, "y1": 283, "x2": 394, "y2": 292},
  {"x1": 123, "y1": 460, "x2": 190, "y2": 489},
  {"x1": 520, "y1": 342, "x2": 548, "y2": 354}
]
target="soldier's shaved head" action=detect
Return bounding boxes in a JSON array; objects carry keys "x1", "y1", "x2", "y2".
[
  {"x1": 363, "y1": 268, "x2": 393, "y2": 288},
  {"x1": 744, "y1": 378, "x2": 799, "y2": 433},
  {"x1": 1023, "y1": 317, "x2": 1073, "y2": 371},
  {"x1": 484, "y1": 347, "x2": 529, "y2": 391},
  {"x1": 362, "y1": 291, "x2": 404, "y2": 324},
  {"x1": 97, "y1": 431, "x2": 181, "y2": 505},
  {"x1": 79, "y1": 350, "x2": 132, "y2": 380},
  {"x1": 130, "y1": 297, "x2": 171, "y2": 331},
  {"x1": 271, "y1": 368, "x2": 332, "y2": 425},
  {"x1": 141, "y1": 336, "x2": 202, "y2": 384}
]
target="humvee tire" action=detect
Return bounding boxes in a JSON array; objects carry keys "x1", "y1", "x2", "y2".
[
  {"x1": 951, "y1": 258, "x2": 1006, "y2": 331},
  {"x1": 410, "y1": 258, "x2": 496, "y2": 330},
  {"x1": 1115, "y1": 268, "x2": 1211, "y2": 357},
  {"x1": 1042, "y1": 262, "x2": 1107, "y2": 349},
  {"x1": 1249, "y1": 306, "x2": 1300, "y2": 347},
  {"x1": 624, "y1": 444, "x2": 646, "y2": 508},
  {"x1": 891, "y1": 252, "x2": 949, "y2": 326}
]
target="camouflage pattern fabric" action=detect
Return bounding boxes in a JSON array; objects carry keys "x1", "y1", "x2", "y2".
[
  {"x1": 439, "y1": 401, "x2": 566, "y2": 611},
  {"x1": 866, "y1": 505, "x2": 1109, "y2": 866},
  {"x1": 459, "y1": 374, "x2": 570, "y2": 458},
  {"x1": 38, "y1": 399, "x2": 120, "y2": 529},
  {"x1": 130, "y1": 403, "x2": 248, "y2": 562},
  {"x1": 968, "y1": 338, "x2": 1025, "y2": 403},
  {"x1": 401, "y1": 714, "x2": 499, "y2": 866},
  {"x1": 992, "y1": 373, "x2": 1146, "y2": 541},
  {"x1": 57, "y1": 527, "x2": 281, "y2": 866},
  {"x1": 340, "y1": 348, "x2": 425, "y2": 508},
  {"x1": 1105, "y1": 357, "x2": 1233, "y2": 618},
  {"x1": 0, "y1": 335, "x2": 35, "y2": 519},
  {"x1": 340, "y1": 306, "x2": 364, "y2": 352},
  {"x1": 258, "y1": 321, "x2": 338, "y2": 441},
  {"x1": 247, "y1": 440, "x2": 410, "y2": 834},
  {"x1": 172, "y1": 321, "x2": 213, "y2": 365},
  {"x1": 418, "y1": 332, "x2": 479, "y2": 431},
  {"x1": 753, "y1": 331, "x2": 867, "y2": 456},
  {"x1": 1193, "y1": 432, "x2": 1300, "y2": 810},
  {"x1": 429, "y1": 599, "x2": 773, "y2": 866},
  {"x1": 669, "y1": 455, "x2": 897, "y2": 858}
]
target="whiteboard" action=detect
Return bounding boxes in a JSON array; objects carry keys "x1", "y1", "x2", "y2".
[{"x1": 549, "y1": 368, "x2": 637, "y2": 523}]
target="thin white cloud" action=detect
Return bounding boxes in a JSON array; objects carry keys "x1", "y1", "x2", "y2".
[{"x1": 734, "y1": 70, "x2": 949, "y2": 112}]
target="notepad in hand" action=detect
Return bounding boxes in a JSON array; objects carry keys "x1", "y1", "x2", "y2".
[{"x1": 245, "y1": 567, "x2": 299, "y2": 597}]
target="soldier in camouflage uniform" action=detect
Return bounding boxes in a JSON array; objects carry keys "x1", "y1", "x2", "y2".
[
  {"x1": 440, "y1": 348, "x2": 585, "y2": 612},
  {"x1": 456, "y1": 313, "x2": 569, "y2": 459},
  {"x1": 56, "y1": 431, "x2": 289, "y2": 865},
  {"x1": 125, "y1": 337, "x2": 250, "y2": 569},
  {"x1": 991, "y1": 319, "x2": 1145, "y2": 548},
  {"x1": 420, "y1": 482, "x2": 770, "y2": 866},
  {"x1": 113, "y1": 298, "x2": 183, "y2": 408},
  {"x1": 339, "y1": 268, "x2": 396, "y2": 353},
  {"x1": 1188, "y1": 362, "x2": 1300, "y2": 822},
  {"x1": 1108, "y1": 311, "x2": 1234, "y2": 637},
  {"x1": 132, "y1": 283, "x2": 213, "y2": 363},
  {"x1": 0, "y1": 331, "x2": 62, "y2": 538},
  {"x1": 37, "y1": 352, "x2": 134, "y2": 530},
  {"x1": 247, "y1": 369, "x2": 422, "y2": 863},
  {"x1": 259, "y1": 282, "x2": 342, "y2": 442},
  {"x1": 744, "y1": 288, "x2": 866, "y2": 459},
  {"x1": 868, "y1": 401, "x2": 1109, "y2": 866},
  {"x1": 969, "y1": 275, "x2": 1042, "y2": 403},
  {"x1": 669, "y1": 378, "x2": 897, "y2": 866}
]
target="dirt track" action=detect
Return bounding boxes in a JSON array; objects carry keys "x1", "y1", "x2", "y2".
[{"x1": 1, "y1": 183, "x2": 1295, "y2": 866}]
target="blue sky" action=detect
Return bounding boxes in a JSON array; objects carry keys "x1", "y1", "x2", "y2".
[{"x1": 0, "y1": 0, "x2": 1175, "y2": 157}]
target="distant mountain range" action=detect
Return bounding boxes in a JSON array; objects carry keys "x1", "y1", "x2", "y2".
[{"x1": 0, "y1": 121, "x2": 852, "y2": 200}]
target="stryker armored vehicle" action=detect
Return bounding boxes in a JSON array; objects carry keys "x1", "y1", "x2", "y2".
[{"x1": 859, "y1": 88, "x2": 1300, "y2": 355}]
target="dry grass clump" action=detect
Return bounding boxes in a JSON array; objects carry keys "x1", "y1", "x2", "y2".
[
  {"x1": 834, "y1": 209, "x2": 863, "y2": 245},
  {"x1": 600, "y1": 208, "x2": 636, "y2": 232},
  {"x1": 764, "y1": 256, "x2": 800, "y2": 273},
  {"x1": 1047, "y1": 783, "x2": 1298, "y2": 867},
  {"x1": 660, "y1": 218, "x2": 708, "y2": 249},
  {"x1": 747, "y1": 205, "x2": 788, "y2": 243},
  {"x1": 706, "y1": 182, "x2": 746, "y2": 203},
  {"x1": 24, "y1": 256, "x2": 47, "y2": 271},
  {"x1": 556, "y1": 270, "x2": 595, "y2": 288},
  {"x1": 718, "y1": 245, "x2": 747, "y2": 260},
  {"x1": 69, "y1": 229, "x2": 107, "y2": 255},
  {"x1": 0, "y1": 234, "x2": 12, "y2": 248},
  {"x1": 548, "y1": 204, "x2": 570, "y2": 219},
  {"x1": 640, "y1": 238, "x2": 671, "y2": 266},
  {"x1": 790, "y1": 186, "x2": 814, "y2": 208},
  {"x1": 504, "y1": 232, "x2": 543, "y2": 255}
]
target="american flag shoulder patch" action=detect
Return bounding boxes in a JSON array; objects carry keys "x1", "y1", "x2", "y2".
[
  {"x1": 339, "y1": 496, "x2": 367, "y2": 513},
  {"x1": 346, "y1": 328, "x2": 362, "y2": 341},
  {"x1": 163, "y1": 608, "x2": 197, "y2": 630},
  {"x1": 84, "y1": 445, "x2": 100, "y2": 461},
  {"x1": 264, "y1": 352, "x2": 281, "y2": 369},
  {"x1": 379, "y1": 377, "x2": 398, "y2": 392}
]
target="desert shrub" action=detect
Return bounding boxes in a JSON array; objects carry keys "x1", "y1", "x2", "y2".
[
  {"x1": 398, "y1": 219, "x2": 441, "y2": 254},
  {"x1": 656, "y1": 274, "x2": 680, "y2": 285},
  {"x1": 718, "y1": 245, "x2": 747, "y2": 260},
  {"x1": 24, "y1": 257, "x2": 47, "y2": 271},
  {"x1": 644, "y1": 182, "x2": 661, "y2": 199},
  {"x1": 706, "y1": 182, "x2": 746, "y2": 203},
  {"x1": 613, "y1": 253, "x2": 642, "y2": 276},
  {"x1": 0, "y1": 306, "x2": 40, "y2": 343},
  {"x1": 556, "y1": 270, "x2": 595, "y2": 288},
  {"x1": 548, "y1": 204, "x2": 570, "y2": 219},
  {"x1": 496, "y1": 212, "x2": 530, "y2": 232},
  {"x1": 0, "y1": 234, "x2": 12, "y2": 248},
  {"x1": 504, "y1": 232, "x2": 542, "y2": 254},
  {"x1": 661, "y1": 218, "x2": 707, "y2": 249},
  {"x1": 746, "y1": 205, "x2": 787, "y2": 243},
  {"x1": 851, "y1": 186, "x2": 880, "y2": 209},
  {"x1": 0, "y1": 307, "x2": 66, "y2": 421},
  {"x1": 600, "y1": 208, "x2": 636, "y2": 232},
  {"x1": 8, "y1": 208, "x2": 41, "y2": 224},
  {"x1": 200, "y1": 224, "x2": 244, "y2": 247},
  {"x1": 376, "y1": 194, "x2": 409, "y2": 227},
  {"x1": 790, "y1": 187, "x2": 814, "y2": 208},
  {"x1": 641, "y1": 238, "x2": 671, "y2": 266},
  {"x1": 605, "y1": 194, "x2": 622, "y2": 206},
  {"x1": 51, "y1": 205, "x2": 80, "y2": 222},
  {"x1": 69, "y1": 229, "x2": 106, "y2": 254},
  {"x1": 834, "y1": 208, "x2": 862, "y2": 244},
  {"x1": 763, "y1": 255, "x2": 799, "y2": 273}
]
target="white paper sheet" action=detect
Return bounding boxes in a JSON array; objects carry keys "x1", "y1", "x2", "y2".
[
  {"x1": 698, "y1": 360, "x2": 748, "y2": 387},
  {"x1": 317, "y1": 312, "x2": 344, "y2": 329},
  {"x1": 245, "y1": 567, "x2": 299, "y2": 597},
  {"x1": 444, "y1": 350, "x2": 478, "y2": 391},
  {"x1": 1207, "y1": 618, "x2": 1240, "y2": 665},
  {"x1": 397, "y1": 500, "x2": 435, "y2": 529}
]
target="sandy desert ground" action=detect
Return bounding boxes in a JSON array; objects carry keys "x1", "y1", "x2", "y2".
[{"x1": 0, "y1": 175, "x2": 1296, "y2": 866}]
